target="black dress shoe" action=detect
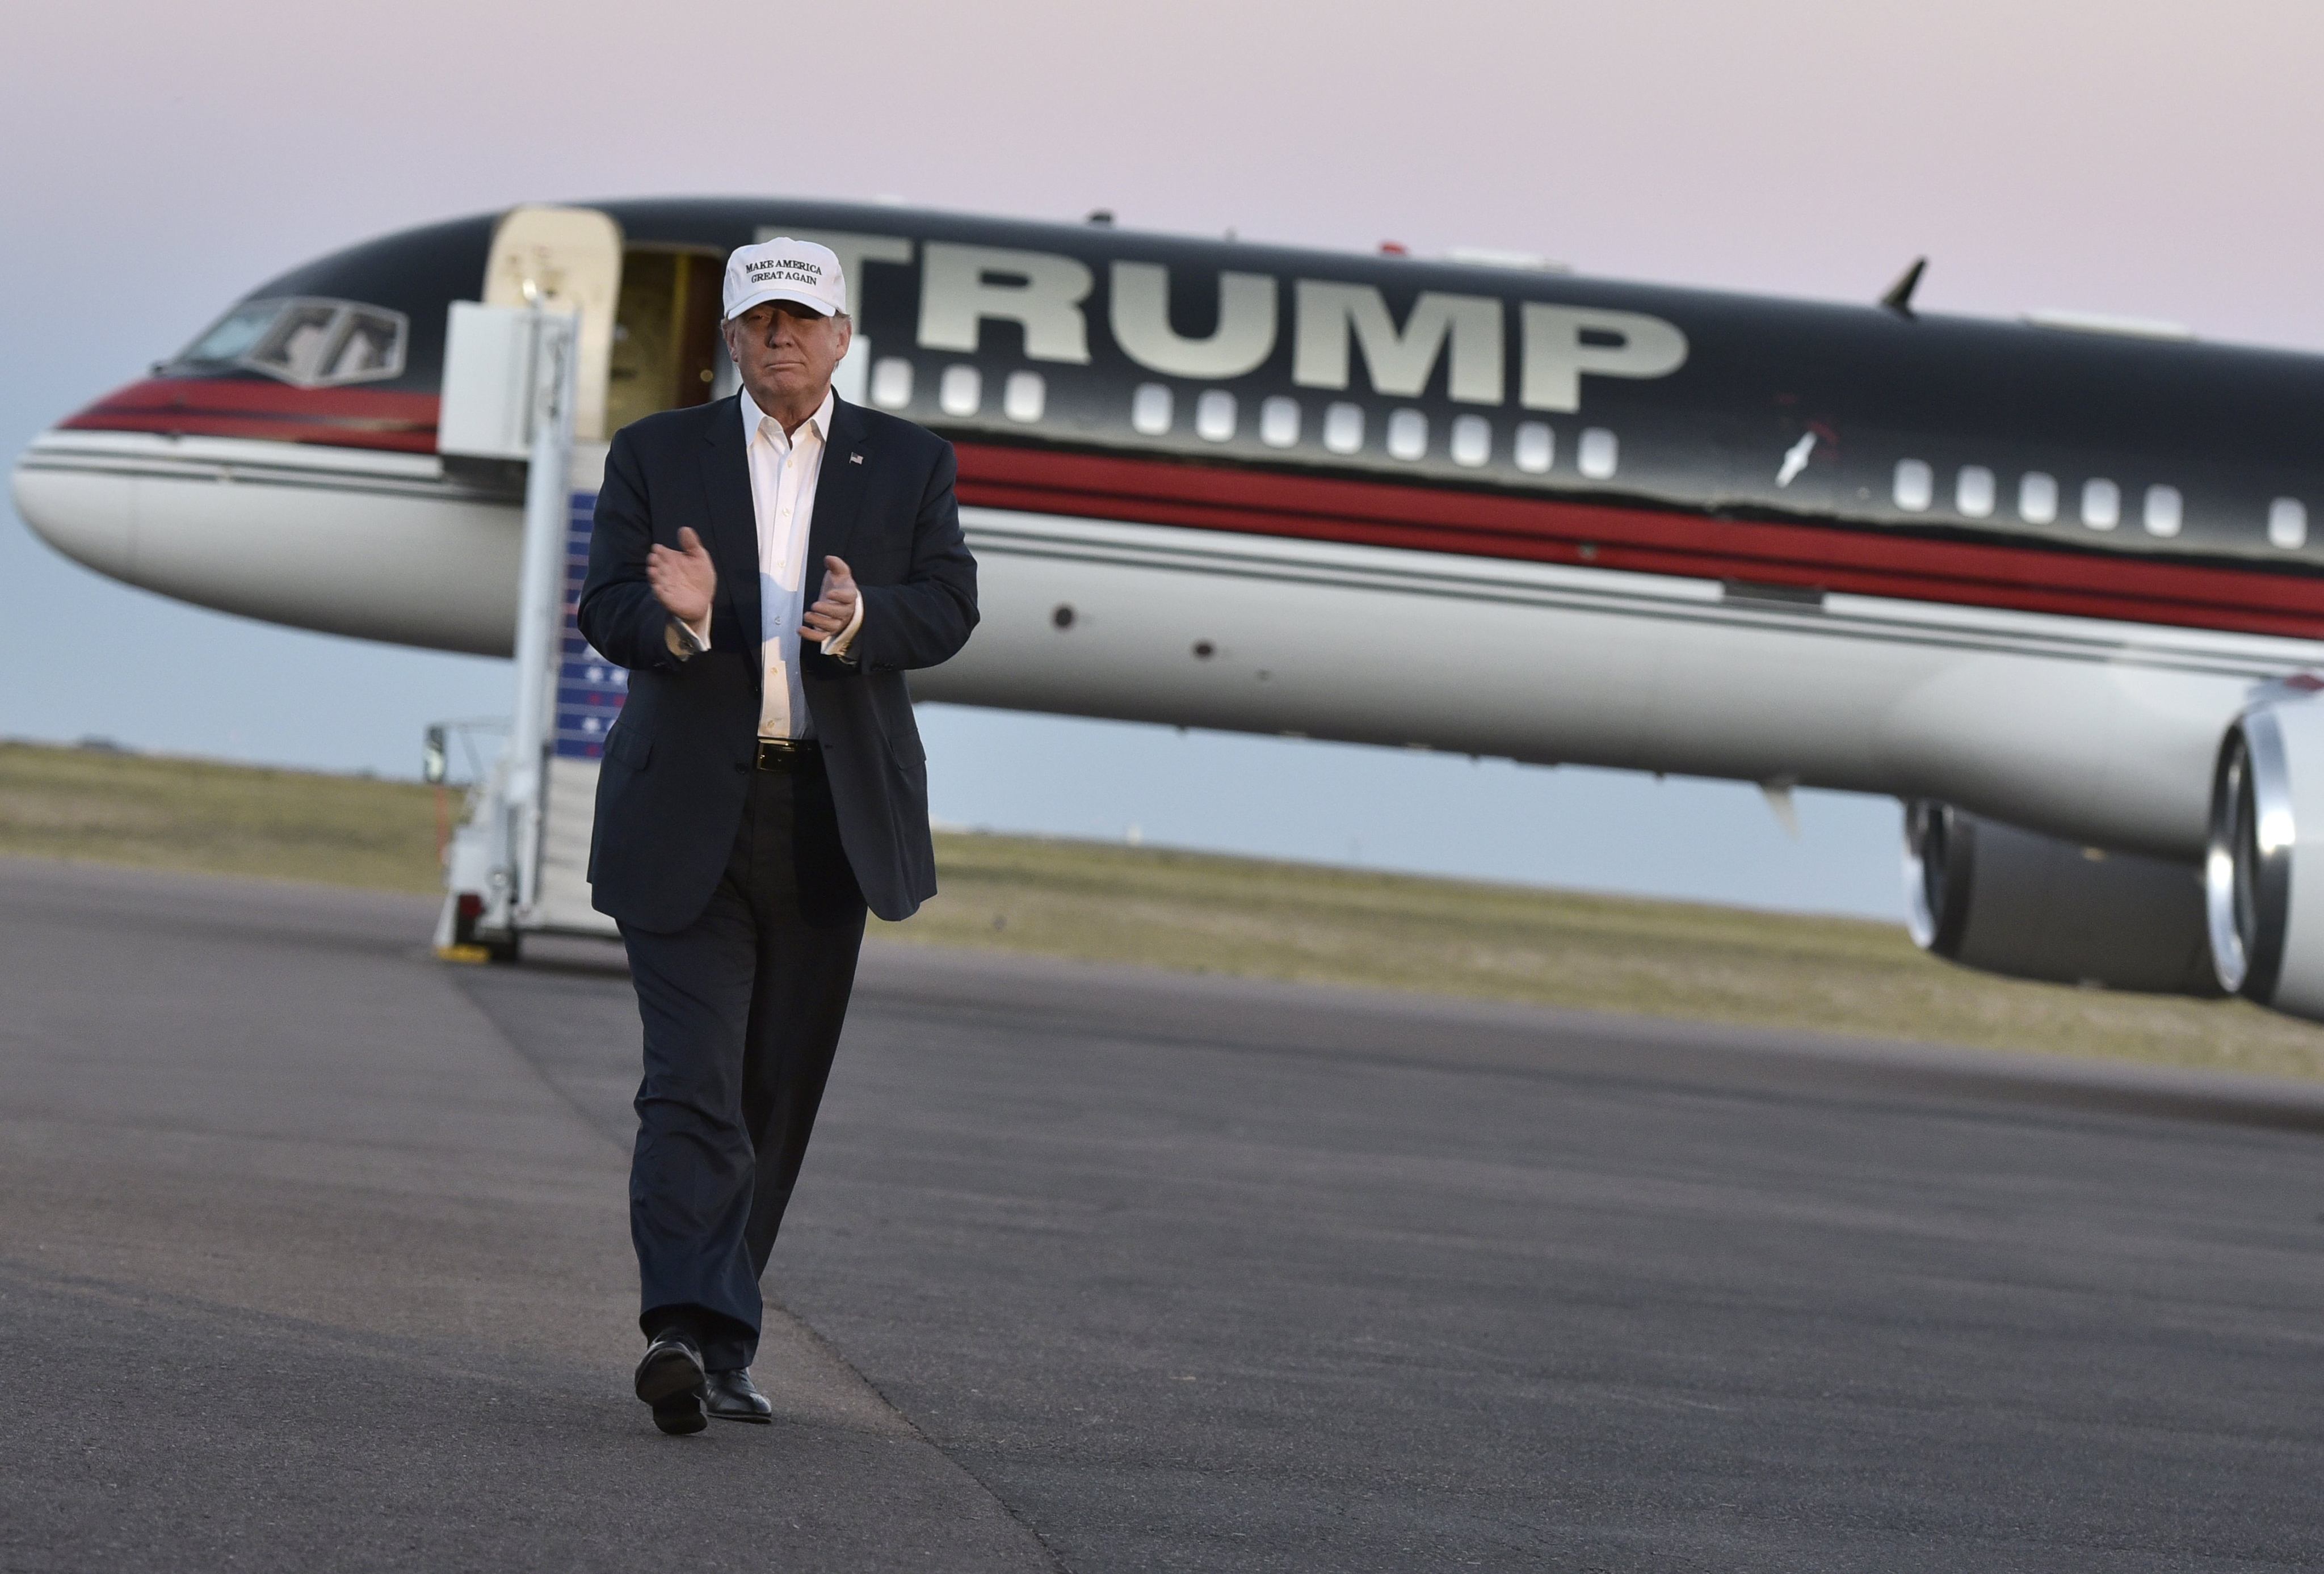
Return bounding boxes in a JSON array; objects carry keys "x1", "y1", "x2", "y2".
[
  {"x1": 705, "y1": 1367, "x2": 772, "y2": 1424},
  {"x1": 634, "y1": 1332, "x2": 708, "y2": 1436}
]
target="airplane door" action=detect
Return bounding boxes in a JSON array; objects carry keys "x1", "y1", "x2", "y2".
[
  {"x1": 606, "y1": 249, "x2": 725, "y2": 434},
  {"x1": 482, "y1": 205, "x2": 624, "y2": 441},
  {"x1": 468, "y1": 205, "x2": 627, "y2": 944}
]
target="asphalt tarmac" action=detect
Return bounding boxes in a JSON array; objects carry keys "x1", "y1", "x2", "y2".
[{"x1": 4, "y1": 856, "x2": 2322, "y2": 1571}]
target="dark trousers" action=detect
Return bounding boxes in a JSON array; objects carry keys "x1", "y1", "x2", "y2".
[{"x1": 618, "y1": 757, "x2": 867, "y2": 1373}]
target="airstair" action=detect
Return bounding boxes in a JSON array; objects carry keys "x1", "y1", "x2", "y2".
[{"x1": 428, "y1": 208, "x2": 628, "y2": 960}]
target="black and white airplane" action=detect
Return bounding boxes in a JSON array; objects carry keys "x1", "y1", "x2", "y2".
[{"x1": 17, "y1": 199, "x2": 2324, "y2": 1015}]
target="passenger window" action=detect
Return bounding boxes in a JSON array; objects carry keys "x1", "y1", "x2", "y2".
[
  {"x1": 1131, "y1": 382, "x2": 1172, "y2": 435},
  {"x1": 1892, "y1": 458, "x2": 1933, "y2": 512},
  {"x1": 869, "y1": 357, "x2": 914, "y2": 409},
  {"x1": 1512, "y1": 422, "x2": 1554, "y2": 474},
  {"x1": 1003, "y1": 371, "x2": 1045, "y2": 423},
  {"x1": 1579, "y1": 428, "x2": 1619, "y2": 481},
  {"x1": 2082, "y1": 478, "x2": 2121, "y2": 530},
  {"x1": 1956, "y1": 466, "x2": 1995, "y2": 519},
  {"x1": 2019, "y1": 472, "x2": 2059, "y2": 524},
  {"x1": 1196, "y1": 389, "x2": 1237, "y2": 442},
  {"x1": 1259, "y1": 396, "x2": 1300, "y2": 448},
  {"x1": 939, "y1": 364, "x2": 981, "y2": 416},
  {"x1": 1323, "y1": 402, "x2": 1364, "y2": 454},
  {"x1": 2271, "y1": 497, "x2": 2309, "y2": 549},
  {"x1": 1387, "y1": 409, "x2": 1427, "y2": 461},
  {"x1": 2142, "y1": 484, "x2": 2182, "y2": 537},
  {"x1": 1449, "y1": 414, "x2": 1491, "y2": 468}
]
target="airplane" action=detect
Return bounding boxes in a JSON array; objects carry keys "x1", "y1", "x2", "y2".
[{"x1": 16, "y1": 197, "x2": 2324, "y2": 1020}]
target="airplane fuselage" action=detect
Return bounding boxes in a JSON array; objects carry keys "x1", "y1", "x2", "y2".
[{"x1": 18, "y1": 198, "x2": 2324, "y2": 865}]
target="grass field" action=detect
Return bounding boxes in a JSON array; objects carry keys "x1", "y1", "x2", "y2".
[
  {"x1": 0, "y1": 739, "x2": 448, "y2": 893},
  {"x1": 7, "y1": 738, "x2": 2322, "y2": 1081}
]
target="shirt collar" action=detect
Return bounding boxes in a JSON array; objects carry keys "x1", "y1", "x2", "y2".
[{"x1": 739, "y1": 385, "x2": 835, "y2": 449}]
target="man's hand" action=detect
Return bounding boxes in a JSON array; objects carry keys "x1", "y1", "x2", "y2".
[
  {"x1": 647, "y1": 527, "x2": 716, "y2": 626},
  {"x1": 802, "y1": 555, "x2": 859, "y2": 641}
]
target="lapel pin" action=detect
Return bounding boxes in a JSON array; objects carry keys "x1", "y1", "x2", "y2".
[{"x1": 849, "y1": 452, "x2": 863, "y2": 464}]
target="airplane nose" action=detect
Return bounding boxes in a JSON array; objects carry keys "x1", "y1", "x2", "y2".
[
  {"x1": 12, "y1": 427, "x2": 135, "y2": 578},
  {"x1": 14, "y1": 372, "x2": 446, "y2": 580},
  {"x1": 10, "y1": 376, "x2": 508, "y2": 655}
]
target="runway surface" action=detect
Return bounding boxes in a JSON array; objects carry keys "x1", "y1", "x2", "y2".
[{"x1": 4, "y1": 856, "x2": 2322, "y2": 1571}]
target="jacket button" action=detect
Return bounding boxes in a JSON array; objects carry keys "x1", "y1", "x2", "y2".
[{"x1": 734, "y1": 761, "x2": 748, "y2": 774}]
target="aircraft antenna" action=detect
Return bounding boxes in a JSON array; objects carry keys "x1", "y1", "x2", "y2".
[{"x1": 1880, "y1": 257, "x2": 1927, "y2": 317}]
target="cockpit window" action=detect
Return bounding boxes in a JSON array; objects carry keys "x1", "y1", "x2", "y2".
[
  {"x1": 167, "y1": 297, "x2": 409, "y2": 388},
  {"x1": 323, "y1": 310, "x2": 403, "y2": 380},
  {"x1": 179, "y1": 301, "x2": 281, "y2": 365},
  {"x1": 247, "y1": 302, "x2": 343, "y2": 381}
]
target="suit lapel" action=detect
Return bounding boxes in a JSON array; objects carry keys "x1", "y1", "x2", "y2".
[
  {"x1": 697, "y1": 395, "x2": 762, "y2": 681},
  {"x1": 806, "y1": 395, "x2": 870, "y2": 583}
]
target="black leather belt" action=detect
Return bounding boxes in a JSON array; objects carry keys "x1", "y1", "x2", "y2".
[{"x1": 755, "y1": 738, "x2": 822, "y2": 772}]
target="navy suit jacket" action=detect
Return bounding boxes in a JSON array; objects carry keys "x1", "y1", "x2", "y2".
[{"x1": 577, "y1": 393, "x2": 978, "y2": 931}]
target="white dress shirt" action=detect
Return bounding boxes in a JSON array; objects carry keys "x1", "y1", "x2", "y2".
[{"x1": 674, "y1": 385, "x2": 865, "y2": 738}]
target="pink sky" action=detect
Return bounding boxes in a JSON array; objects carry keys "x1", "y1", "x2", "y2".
[{"x1": 13, "y1": 0, "x2": 2323, "y2": 359}]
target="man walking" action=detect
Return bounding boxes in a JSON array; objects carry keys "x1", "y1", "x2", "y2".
[{"x1": 578, "y1": 238, "x2": 978, "y2": 1434}]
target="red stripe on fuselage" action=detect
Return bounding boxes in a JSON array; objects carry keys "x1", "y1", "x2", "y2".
[
  {"x1": 52, "y1": 374, "x2": 2324, "y2": 641},
  {"x1": 60, "y1": 378, "x2": 437, "y2": 453},
  {"x1": 952, "y1": 442, "x2": 2324, "y2": 642}
]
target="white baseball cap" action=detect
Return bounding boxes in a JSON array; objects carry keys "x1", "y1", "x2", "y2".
[{"x1": 722, "y1": 238, "x2": 847, "y2": 319}]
